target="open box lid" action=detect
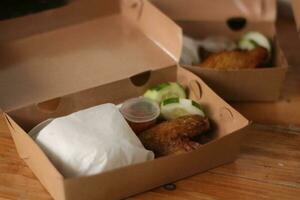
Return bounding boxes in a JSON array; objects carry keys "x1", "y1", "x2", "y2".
[
  {"x1": 292, "y1": 0, "x2": 300, "y2": 32},
  {"x1": 150, "y1": 0, "x2": 276, "y2": 22},
  {"x1": 0, "y1": 0, "x2": 182, "y2": 112}
]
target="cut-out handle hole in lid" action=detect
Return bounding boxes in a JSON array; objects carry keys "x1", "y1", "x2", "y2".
[
  {"x1": 226, "y1": 17, "x2": 247, "y2": 31},
  {"x1": 123, "y1": 0, "x2": 144, "y2": 20},
  {"x1": 131, "y1": 2, "x2": 139, "y2": 9},
  {"x1": 188, "y1": 80, "x2": 203, "y2": 100},
  {"x1": 36, "y1": 97, "x2": 62, "y2": 113},
  {"x1": 130, "y1": 71, "x2": 151, "y2": 87}
]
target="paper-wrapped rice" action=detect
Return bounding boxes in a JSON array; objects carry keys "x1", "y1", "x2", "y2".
[
  {"x1": 180, "y1": 35, "x2": 201, "y2": 65},
  {"x1": 29, "y1": 103, "x2": 154, "y2": 178}
]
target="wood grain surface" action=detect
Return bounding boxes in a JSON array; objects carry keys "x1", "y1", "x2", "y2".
[{"x1": 0, "y1": 18, "x2": 300, "y2": 200}]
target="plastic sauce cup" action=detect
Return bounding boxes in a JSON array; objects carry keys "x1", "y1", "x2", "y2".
[{"x1": 120, "y1": 97, "x2": 160, "y2": 134}]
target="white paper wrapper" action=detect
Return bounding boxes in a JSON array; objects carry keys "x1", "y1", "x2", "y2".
[
  {"x1": 199, "y1": 36, "x2": 237, "y2": 53},
  {"x1": 30, "y1": 103, "x2": 154, "y2": 178},
  {"x1": 180, "y1": 35, "x2": 201, "y2": 65}
]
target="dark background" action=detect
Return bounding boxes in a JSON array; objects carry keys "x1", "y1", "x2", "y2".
[{"x1": 0, "y1": 0, "x2": 68, "y2": 20}]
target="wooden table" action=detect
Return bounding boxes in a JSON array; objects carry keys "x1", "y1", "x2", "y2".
[{"x1": 1, "y1": 19, "x2": 300, "y2": 200}]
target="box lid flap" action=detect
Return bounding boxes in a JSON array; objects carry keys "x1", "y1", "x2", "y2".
[
  {"x1": 292, "y1": 0, "x2": 300, "y2": 32},
  {"x1": 151, "y1": 0, "x2": 276, "y2": 22},
  {"x1": 0, "y1": 0, "x2": 182, "y2": 112}
]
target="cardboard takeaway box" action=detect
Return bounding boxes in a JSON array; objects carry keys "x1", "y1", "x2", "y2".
[
  {"x1": 0, "y1": 0, "x2": 249, "y2": 200},
  {"x1": 151, "y1": 0, "x2": 289, "y2": 101},
  {"x1": 292, "y1": 0, "x2": 300, "y2": 33}
]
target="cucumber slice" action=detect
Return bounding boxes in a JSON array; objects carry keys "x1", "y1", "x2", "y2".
[
  {"x1": 161, "y1": 98, "x2": 205, "y2": 120},
  {"x1": 143, "y1": 82, "x2": 186, "y2": 103},
  {"x1": 238, "y1": 39, "x2": 257, "y2": 51},
  {"x1": 238, "y1": 31, "x2": 271, "y2": 52}
]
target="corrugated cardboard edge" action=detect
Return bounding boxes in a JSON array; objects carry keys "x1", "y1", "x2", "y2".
[
  {"x1": 292, "y1": 0, "x2": 300, "y2": 33},
  {"x1": 3, "y1": 114, "x2": 66, "y2": 200}
]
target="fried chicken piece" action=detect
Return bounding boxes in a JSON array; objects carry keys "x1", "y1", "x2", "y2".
[
  {"x1": 199, "y1": 47, "x2": 268, "y2": 70},
  {"x1": 138, "y1": 115, "x2": 210, "y2": 157}
]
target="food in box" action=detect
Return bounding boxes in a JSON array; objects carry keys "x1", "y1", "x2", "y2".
[
  {"x1": 0, "y1": 0, "x2": 249, "y2": 199},
  {"x1": 151, "y1": 0, "x2": 288, "y2": 101},
  {"x1": 3, "y1": 66, "x2": 249, "y2": 200},
  {"x1": 27, "y1": 81, "x2": 213, "y2": 178},
  {"x1": 181, "y1": 31, "x2": 271, "y2": 70}
]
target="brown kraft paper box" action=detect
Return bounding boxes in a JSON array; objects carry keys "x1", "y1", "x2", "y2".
[
  {"x1": 292, "y1": 0, "x2": 300, "y2": 34},
  {"x1": 151, "y1": 0, "x2": 289, "y2": 101},
  {"x1": 0, "y1": 0, "x2": 249, "y2": 200}
]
